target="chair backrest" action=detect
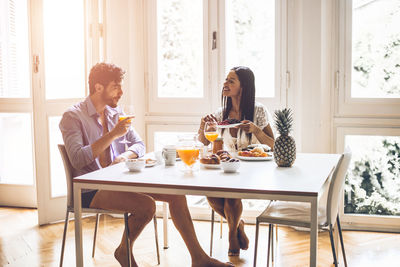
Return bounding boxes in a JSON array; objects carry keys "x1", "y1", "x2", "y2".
[
  {"x1": 58, "y1": 144, "x2": 74, "y2": 208},
  {"x1": 326, "y1": 150, "x2": 352, "y2": 225}
]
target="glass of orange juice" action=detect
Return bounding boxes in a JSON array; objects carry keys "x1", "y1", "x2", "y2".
[
  {"x1": 118, "y1": 114, "x2": 135, "y2": 145},
  {"x1": 177, "y1": 134, "x2": 202, "y2": 173},
  {"x1": 204, "y1": 121, "x2": 218, "y2": 155}
]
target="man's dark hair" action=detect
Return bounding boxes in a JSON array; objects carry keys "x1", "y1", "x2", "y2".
[{"x1": 88, "y1": 63, "x2": 125, "y2": 95}]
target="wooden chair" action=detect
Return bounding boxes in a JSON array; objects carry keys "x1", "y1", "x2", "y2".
[
  {"x1": 253, "y1": 151, "x2": 351, "y2": 267},
  {"x1": 58, "y1": 144, "x2": 160, "y2": 267}
]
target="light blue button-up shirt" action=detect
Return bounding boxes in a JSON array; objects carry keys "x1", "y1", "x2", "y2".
[{"x1": 59, "y1": 97, "x2": 145, "y2": 178}]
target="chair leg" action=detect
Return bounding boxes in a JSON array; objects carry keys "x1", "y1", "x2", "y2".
[
  {"x1": 124, "y1": 213, "x2": 132, "y2": 267},
  {"x1": 59, "y1": 210, "x2": 70, "y2": 267},
  {"x1": 210, "y1": 209, "x2": 215, "y2": 256},
  {"x1": 329, "y1": 224, "x2": 338, "y2": 267},
  {"x1": 92, "y1": 213, "x2": 100, "y2": 258},
  {"x1": 220, "y1": 217, "x2": 223, "y2": 239},
  {"x1": 267, "y1": 224, "x2": 272, "y2": 267},
  {"x1": 153, "y1": 215, "x2": 160, "y2": 265},
  {"x1": 337, "y1": 216, "x2": 348, "y2": 267},
  {"x1": 253, "y1": 220, "x2": 260, "y2": 267},
  {"x1": 273, "y1": 224, "x2": 278, "y2": 264}
]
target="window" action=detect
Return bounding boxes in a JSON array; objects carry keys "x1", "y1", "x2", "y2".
[
  {"x1": 225, "y1": 0, "x2": 275, "y2": 98},
  {"x1": 144, "y1": 0, "x2": 286, "y2": 219},
  {"x1": 157, "y1": 0, "x2": 204, "y2": 98},
  {"x1": 351, "y1": 0, "x2": 400, "y2": 98},
  {"x1": 0, "y1": 0, "x2": 30, "y2": 98},
  {"x1": 338, "y1": 0, "x2": 400, "y2": 116},
  {"x1": 337, "y1": 0, "x2": 400, "y2": 231},
  {"x1": 0, "y1": 113, "x2": 34, "y2": 185},
  {"x1": 344, "y1": 135, "x2": 400, "y2": 216},
  {"x1": 146, "y1": 0, "x2": 286, "y2": 115},
  {"x1": 43, "y1": 0, "x2": 86, "y2": 99}
]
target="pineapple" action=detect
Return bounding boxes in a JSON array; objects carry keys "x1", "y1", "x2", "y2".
[{"x1": 273, "y1": 108, "x2": 296, "y2": 167}]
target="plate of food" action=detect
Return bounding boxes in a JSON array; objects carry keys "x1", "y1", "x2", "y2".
[
  {"x1": 200, "y1": 163, "x2": 221, "y2": 169},
  {"x1": 145, "y1": 158, "x2": 157, "y2": 167},
  {"x1": 200, "y1": 154, "x2": 221, "y2": 169},
  {"x1": 237, "y1": 148, "x2": 273, "y2": 161},
  {"x1": 243, "y1": 144, "x2": 271, "y2": 152},
  {"x1": 216, "y1": 119, "x2": 242, "y2": 129}
]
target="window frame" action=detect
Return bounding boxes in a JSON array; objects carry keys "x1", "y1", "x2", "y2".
[
  {"x1": 337, "y1": 0, "x2": 400, "y2": 117},
  {"x1": 144, "y1": 0, "x2": 211, "y2": 116},
  {"x1": 335, "y1": 125, "x2": 400, "y2": 232},
  {"x1": 144, "y1": 0, "x2": 287, "y2": 117}
]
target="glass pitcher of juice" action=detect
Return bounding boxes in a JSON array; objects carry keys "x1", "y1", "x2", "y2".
[{"x1": 176, "y1": 134, "x2": 203, "y2": 173}]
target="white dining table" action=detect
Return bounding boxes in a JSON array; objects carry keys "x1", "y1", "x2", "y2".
[{"x1": 73, "y1": 153, "x2": 341, "y2": 267}]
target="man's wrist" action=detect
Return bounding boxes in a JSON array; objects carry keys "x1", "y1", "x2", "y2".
[{"x1": 119, "y1": 154, "x2": 129, "y2": 160}]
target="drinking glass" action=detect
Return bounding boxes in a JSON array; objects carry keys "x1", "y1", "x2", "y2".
[
  {"x1": 204, "y1": 121, "x2": 218, "y2": 155},
  {"x1": 118, "y1": 115, "x2": 132, "y2": 146},
  {"x1": 176, "y1": 134, "x2": 202, "y2": 173}
]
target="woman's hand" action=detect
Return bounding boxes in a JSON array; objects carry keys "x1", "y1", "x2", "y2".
[
  {"x1": 237, "y1": 120, "x2": 260, "y2": 134},
  {"x1": 200, "y1": 114, "x2": 218, "y2": 128},
  {"x1": 201, "y1": 114, "x2": 218, "y2": 123}
]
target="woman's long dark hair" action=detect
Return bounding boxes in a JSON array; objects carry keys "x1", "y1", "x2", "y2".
[{"x1": 221, "y1": 66, "x2": 256, "y2": 143}]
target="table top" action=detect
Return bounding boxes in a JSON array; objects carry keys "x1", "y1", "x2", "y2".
[{"x1": 74, "y1": 153, "x2": 341, "y2": 198}]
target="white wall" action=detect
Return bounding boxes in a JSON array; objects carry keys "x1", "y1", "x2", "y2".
[{"x1": 288, "y1": 0, "x2": 335, "y2": 153}]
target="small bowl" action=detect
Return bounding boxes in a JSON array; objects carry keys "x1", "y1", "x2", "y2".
[
  {"x1": 125, "y1": 158, "x2": 145, "y2": 172},
  {"x1": 221, "y1": 160, "x2": 240, "y2": 173}
]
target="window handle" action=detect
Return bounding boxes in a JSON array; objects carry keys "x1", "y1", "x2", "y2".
[
  {"x1": 33, "y1": 55, "x2": 40, "y2": 73},
  {"x1": 212, "y1": 31, "x2": 217, "y2": 50}
]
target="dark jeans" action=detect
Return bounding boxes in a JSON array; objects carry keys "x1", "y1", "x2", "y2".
[{"x1": 81, "y1": 190, "x2": 98, "y2": 208}]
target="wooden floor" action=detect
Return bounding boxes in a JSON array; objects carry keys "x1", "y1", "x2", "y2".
[{"x1": 0, "y1": 207, "x2": 399, "y2": 267}]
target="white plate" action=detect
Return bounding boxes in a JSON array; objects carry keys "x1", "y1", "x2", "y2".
[
  {"x1": 216, "y1": 123, "x2": 242, "y2": 129},
  {"x1": 200, "y1": 163, "x2": 221, "y2": 169},
  {"x1": 237, "y1": 155, "x2": 273, "y2": 161},
  {"x1": 145, "y1": 162, "x2": 157, "y2": 167}
]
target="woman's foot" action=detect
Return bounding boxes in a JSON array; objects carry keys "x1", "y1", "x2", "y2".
[
  {"x1": 228, "y1": 248, "x2": 240, "y2": 256},
  {"x1": 114, "y1": 245, "x2": 137, "y2": 267},
  {"x1": 228, "y1": 229, "x2": 241, "y2": 257},
  {"x1": 192, "y1": 256, "x2": 234, "y2": 267},
  {"x1": 237, "y1": 219, "x2": 249, "y2": 250}
]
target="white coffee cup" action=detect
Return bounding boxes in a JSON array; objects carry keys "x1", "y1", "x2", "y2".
[
  {"x1": 154, "y1": 151, "x2": 163, "y2": 165},
  {"x1": 162, "y1": 145, "x2": 176, "y2": 166}
]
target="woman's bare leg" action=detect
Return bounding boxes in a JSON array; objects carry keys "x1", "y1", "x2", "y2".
[
  {"x1": 90, "y1": 190, "x2": 156, "y2": 267},
  {"x1": 207, "y1": 197, "x2": 226, "y2": 218},
  {"x1": 208, "y1": 197, "x2": 249, "y2": 254},
  {"x1": 149, "y1": 194, "x2": 233, "y2": 267},
  {"x1": 224, "y1": 199, "x2": 242, "y2": 255}
]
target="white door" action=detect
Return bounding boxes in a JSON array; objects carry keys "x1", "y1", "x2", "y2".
[
  {"x1": 30, "y1": 0, "x2": 102, "y2": 225},
  {"x1": 0, "y1": 0, "x2": 36, "y2": 208}
]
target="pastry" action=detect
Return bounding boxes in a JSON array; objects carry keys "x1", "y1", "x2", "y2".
[{"x1": 200, "y1": 154, "x2": 220, "y2": 164}]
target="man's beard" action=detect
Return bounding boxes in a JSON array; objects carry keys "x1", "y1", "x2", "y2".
[{"x1": 102, "y1": 91, "x2": 118, "y2": 108}]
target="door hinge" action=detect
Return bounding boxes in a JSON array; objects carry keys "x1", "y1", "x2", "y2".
[
  {"x1": 212, "y1": 31, "x2": 217, "y2": 50},
  {"x1": 33, "y1": 55, "x2": 40, "y2": 73}
]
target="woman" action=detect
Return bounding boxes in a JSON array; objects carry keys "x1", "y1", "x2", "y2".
[{"x1": 198, "y1": 66, "x2": 275, "y2": 256}]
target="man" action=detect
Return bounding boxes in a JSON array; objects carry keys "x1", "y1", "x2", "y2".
[{"x1": 60, "y1": 63, "x2": 233, "y2": 267}]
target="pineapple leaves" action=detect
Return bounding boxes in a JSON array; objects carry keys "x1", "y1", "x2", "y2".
[{"x1": 274, "y1": 108, "x2": 293, "y2": 135}]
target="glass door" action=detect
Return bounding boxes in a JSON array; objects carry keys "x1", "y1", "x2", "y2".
[
  {"x1": 0, "y1": 0, "x2": 36, "y2": 207},
  {"x1": 30, "y1": 0, "x2": 101, "y2": 224}
]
